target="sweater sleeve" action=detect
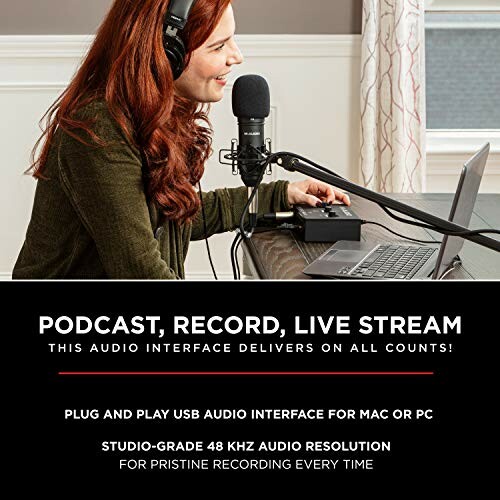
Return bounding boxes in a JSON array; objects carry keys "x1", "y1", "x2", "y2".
[
  {"x1": 57, "y1": 102, "x2": 179, "y2": 279},
  {"x1": 190, "y1": 180, "x2": 291, "y2": 241}
]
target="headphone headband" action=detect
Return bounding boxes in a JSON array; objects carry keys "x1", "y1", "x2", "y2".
[{"x1": 164, "y1": 0, "x2": 196, "y2": 31}]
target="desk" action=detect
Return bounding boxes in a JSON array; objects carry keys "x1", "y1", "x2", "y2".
[{"x1": 242, "y1": 193, "x2": 500, "y2": 280}]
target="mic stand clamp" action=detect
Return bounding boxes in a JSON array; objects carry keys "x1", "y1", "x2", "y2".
[{"x1": 219, "y1": 138, "x2": 274, "y2": 176}]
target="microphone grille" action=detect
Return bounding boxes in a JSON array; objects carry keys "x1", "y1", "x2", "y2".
[{"x1": 232, "y1": 75, "x2": 270, "y2": 119}]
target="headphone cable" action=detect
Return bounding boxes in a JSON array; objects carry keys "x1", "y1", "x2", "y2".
[{"x1": 198, "y1": 183, "x2": 218, "y2": 280}]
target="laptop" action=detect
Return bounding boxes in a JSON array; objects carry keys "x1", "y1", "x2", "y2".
[{"x1": 303, "y1": 143, "x2": 490, "y2": 280}]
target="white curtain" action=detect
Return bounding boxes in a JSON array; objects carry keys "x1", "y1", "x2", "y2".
[{"x1": 360, "y1": 0, "x2": 427, "y2": 193}]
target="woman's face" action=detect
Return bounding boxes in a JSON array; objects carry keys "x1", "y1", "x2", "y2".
[{"x1": 174, "y1": 4, "x2": 243, "y2": 103}]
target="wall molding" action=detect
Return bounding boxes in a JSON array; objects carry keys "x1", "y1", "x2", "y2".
[
  {"x1": 236, "y1": 34, "x2": 362, "y2": 58},
  {"x1": 426, "y1": 130, "x2": 500, "y2": 190},
  {"x1": 0, "y1": 82, "x2": 67, "y2": 91},
  {"x1": 426, "y1": 21, "x2": 500, "y2": 29},
  {"x1": 427, "y1": 155, "x2": 500, "y2": 175},
  {"x1": 426, "y1": 0, "x2": 500, "y2": 12},
  {"x1": 0, "y1": 34, "x2": 362, "y2": 60},
  {"x1": 427, "y1": 130, "x2": 500, "y2": 154},
  {"x1": 0, "y1": 35, "x2": 93, "y2": 58}
]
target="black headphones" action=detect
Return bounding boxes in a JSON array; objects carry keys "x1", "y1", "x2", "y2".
[{"x1": 163, "y1": 0, "x2": 197, "y2": 80}]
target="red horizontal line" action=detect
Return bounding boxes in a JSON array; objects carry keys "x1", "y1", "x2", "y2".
[{"x1": 58, "y1": 372, "x2": 434, "y2": 376}]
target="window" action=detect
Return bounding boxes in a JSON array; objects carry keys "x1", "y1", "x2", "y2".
[
  {"x1": 425, "y1": 4, "x2": 500, "y2": 131},
  {"x1": 424, "y1": 1, "x2": 499, "y2": 192}
]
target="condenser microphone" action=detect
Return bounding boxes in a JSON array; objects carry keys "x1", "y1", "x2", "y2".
[{"x1": 232, "y1": 75, "x2": 271, "y2": 226}]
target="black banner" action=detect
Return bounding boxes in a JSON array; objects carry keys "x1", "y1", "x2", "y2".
[{"x1": 4, "y1": 281, "x2": 495, "y2": 493}]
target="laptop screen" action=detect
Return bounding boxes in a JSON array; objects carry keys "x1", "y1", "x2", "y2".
[{"x1": 432, "y1": 143, "x2": 490, "y2": 279}]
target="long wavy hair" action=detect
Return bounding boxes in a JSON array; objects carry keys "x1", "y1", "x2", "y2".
[{"x1": 29, "y1": 0, "x2": 232, "y2": 223}]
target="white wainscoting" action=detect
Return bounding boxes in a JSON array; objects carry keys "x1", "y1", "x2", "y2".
[
  {"x1": 0, "y1": 34, "x2": 362, "y2": 280},
  {"x1": 426, "y1": 130, "x2": 500, "y2": 193}
]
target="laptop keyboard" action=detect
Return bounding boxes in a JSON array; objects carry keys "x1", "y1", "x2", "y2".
[{"x1": 349, "y1": 245, "x2": 436, "y2": 279}]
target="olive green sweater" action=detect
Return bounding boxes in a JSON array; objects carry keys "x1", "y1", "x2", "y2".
[{"x1": 13, "y1": 100, "x2": 290, "y2": 279}]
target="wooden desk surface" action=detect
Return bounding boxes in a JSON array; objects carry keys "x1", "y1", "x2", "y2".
[{"x1": 242, "y1": 193, "x2": 500, "y2": 280}]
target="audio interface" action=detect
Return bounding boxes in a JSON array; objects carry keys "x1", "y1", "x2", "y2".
[{"x1": 294, "y1": 204, "x2": 362, "y2": 242}]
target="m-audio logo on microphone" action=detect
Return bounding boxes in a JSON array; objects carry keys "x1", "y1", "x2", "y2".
[{"x1": 244, "y1": 132, "x2": 261, "y2": 136}]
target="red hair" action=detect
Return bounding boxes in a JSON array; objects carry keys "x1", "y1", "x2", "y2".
[{"x1": 29, "y1": 0, "x2": 232, "y2": 223}]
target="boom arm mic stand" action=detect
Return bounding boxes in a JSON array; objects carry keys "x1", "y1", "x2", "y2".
[{"x1": 273, "y1": 154, "x2": 500, "y2": 253}]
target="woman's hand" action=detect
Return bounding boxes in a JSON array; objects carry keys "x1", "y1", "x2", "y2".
[{"x1": 287, "y1": 178, "x2": 351, "y2": 207}]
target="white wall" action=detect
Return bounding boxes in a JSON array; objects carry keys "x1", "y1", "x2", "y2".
[{"x1": 0, "y1": 35, "x2": 362, "y2": 279}]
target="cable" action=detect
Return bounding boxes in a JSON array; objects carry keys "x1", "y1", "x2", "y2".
[
  {"x1": 198, "y1": 183, "x2": 218, "y2": 280},
  {"x1": 445, "y1": 228, "x2": 500, "y2": 236},
  {"x1": 235, "y1": 236, "x2": 244, "y2": 279},
  {"x1": 377, "y1": 204, "x2": 448, "y2": 232},
  {"x1": 230, "y1": 232, "x2": 241, "y2": 280},
  {"x1": 438, "y1": 257, "x2": 463, "y2": 280},
  {"x1": 230, "y1": 223, "x2": 303, "y2": 281},
  {"x1": 239, "y1": 224, "x2": 303, "y2": 279},
  {"x1": 255, "y1": 224, "x2": 302, "y2": 233},
  {"x1": 233, "y1": 149, "x2": 344, "y2": 280},
  {"x1": 361, "y1": 221, "x2": 440, "y2": 244},
  {"x1": 378, "y1": 203, "x2": 500, "y2": 237},
  {"x1": 238, "y1": 159, "x2": 271, "y2": 239}
]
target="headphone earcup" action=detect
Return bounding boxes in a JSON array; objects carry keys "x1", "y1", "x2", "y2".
[{"x1": 163, "y1": 34, "x2": 186, "y2": 80}]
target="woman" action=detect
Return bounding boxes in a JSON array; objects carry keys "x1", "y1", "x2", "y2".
[{"x1": 13, "y1": 0, "x2": 349, "y2": 279}]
